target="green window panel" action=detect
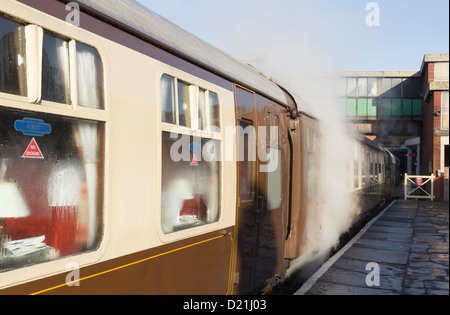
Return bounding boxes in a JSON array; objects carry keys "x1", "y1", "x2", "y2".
[
  {"x1": 392, "y1": 99, "x2": 402, "y2": 116},
  {"x1": 381, "y1": 99, "x2": 391, "y2": 116},
  {"x1": 368, "y1": 98, "x2": 377, "y2": 117},
  {"x1": 413, "y1": 99, "x2": 422, "y2": 116},
  {"x1": 338, "y1": 98, "x2": 347, "y2": 116},
  {"x1": 347, "y1": 98, "x2": 357, "y2": 116},
  {"x1": 402, "y1": 99, "x2": 412, "y2": 116},
  {"x1": 357, "y1": 99, "x2": 367, "y2": 116}
]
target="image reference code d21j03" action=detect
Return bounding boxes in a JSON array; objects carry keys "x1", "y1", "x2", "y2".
[{"x1": 183, "y1": 299, "x2": 267, "y2": 312}]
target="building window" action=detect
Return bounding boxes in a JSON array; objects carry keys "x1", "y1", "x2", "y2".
[
  {"x1": 402, "y1": 99, "x2": 412, "y2": 116},
  {"x1": 0, "y1": 15, "x2": 27, "y2": 97},
  {"x1": 434, "y1": 63, "x2": 449, "y2": 81},
  {"x1": 412, "y1": 99, "x2": 422, "y2": 116},
  {"x1": 381, "y1": 99, "x2": 391, "y2": 116},
  {"x1": 357, "y1": 99, "x2": 367, "y2": 116},
  {"x1": 382, "y1": 78, "x2": 402, "y2": 98},
  {"x1": 368, "y1": 98, "x2": 377, "y2": 116},
  {"x1": 357, "y1": 78, "x2": 368, "y2": 97},
  {"x1": 381, "y1": 98, "x2": 422, "y2": 117},
  {"x1": 403, "y1": 78, "x2": 421, "y2": 98},
  {"x1": 442, "y1": 91, "x2": 449, "y2": 130},
  {"x1": 341, "y1": 76, "x2": 423, "y2": 119},
  {"x1": 392, "y1": 99, "x2": 402, "y2": 116},
  {"x1": 368, "y1": 78, "x2": 378, "y2": 97},
  {"x1": 344, "y1": 97, "x2": 378, "y2": 118},
  {"x1": 347, "y1": 98, "x2": 357, "y2": 116},
  {"x1": 347, "y1": 78, "x2": 357, "y2": 97}
]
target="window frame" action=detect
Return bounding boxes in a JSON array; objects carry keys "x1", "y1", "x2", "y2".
[
  {"x1": 0, "y1": 109, "x2": 106, "y2": 273},
  {"x1": 160, "y1": 73, "x2": 222, "y2": 140},
  {"x1": 0, "y1": 15, "x2": 41, "y2": 104},
  {"x1": 0, "y1": 11, "x2": 108, "y2": 276},
  {"x1": 265, "y1": 111, "x2": 282, "y2": 209},
  {"x1": 40, "y1": 30, "x2": 73, "y2": 108},
  {"x1": 441, "y1": 91, "x2": 449, "y2": 131},
  {"x1": 0, "y1": 13, "x2": 106, "y2": 117},
  {"x1": 40, "y1": 31, "x2": 105, "y2": 113},
  {"x1": 158, "y1": 72, "x2": 224, "y2": 242}
]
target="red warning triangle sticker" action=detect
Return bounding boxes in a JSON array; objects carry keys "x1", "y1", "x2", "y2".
[
  {"x1": 22, "y1": 138, "x2": 44, "y2": 159},
  {"x1": 191, "y1": 153, "x2": 198, "y2": 166}
]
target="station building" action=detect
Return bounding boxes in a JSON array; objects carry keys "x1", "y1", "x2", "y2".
[{"x1": 339, "y1": 54, "x2": 449, "y2": 201}]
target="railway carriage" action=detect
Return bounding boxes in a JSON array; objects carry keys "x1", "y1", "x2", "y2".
[{"x1": 0, "y1": 0, "x2": 397, "y2": 295}]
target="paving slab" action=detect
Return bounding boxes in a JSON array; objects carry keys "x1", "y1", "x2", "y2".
[
  {"x1": 295, "y1": 200, "x2": 449, "y2": 295},
  {"x1": 343, "y1": 246, "x2": 410, "y2": 265}
]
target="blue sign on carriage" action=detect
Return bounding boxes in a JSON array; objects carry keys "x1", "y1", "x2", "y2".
[
  {"x1": 189, "y1": 142, "x2": 201, "y2": 153},
  {"x1": 14, "y1": 118, "x2": 52, "y2": 137}
]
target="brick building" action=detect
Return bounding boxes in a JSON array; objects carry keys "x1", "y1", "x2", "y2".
[
  {"x1": 339, "y1": 54, "x2": 449, "y2": 201},
  {"x1": 420, "y1": 55, "x2": 449, "y2": 201}
]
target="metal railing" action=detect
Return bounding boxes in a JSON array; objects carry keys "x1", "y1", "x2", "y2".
[{"x1": 404, "y1": 173, "x2": 435, "y2": 201}]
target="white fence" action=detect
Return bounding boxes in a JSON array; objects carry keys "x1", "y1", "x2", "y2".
[{"x1": 404, "y1": 173, "x2": 435, "y2": 201}]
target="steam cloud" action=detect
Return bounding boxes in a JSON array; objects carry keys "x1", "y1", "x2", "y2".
[{"x1": 224, "y1": 2, "x2": 362, "y2": 273}]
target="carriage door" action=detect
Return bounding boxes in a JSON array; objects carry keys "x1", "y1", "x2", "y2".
[
  {"x1": 234, "y1": 86, "x2": 258, "y2": 294},
  {"x1": 234, "y1": 86, "x2": 288, "y2": 294},
  {"x1": 252, "y1": 104, "x2": 288, "y2": 289}
]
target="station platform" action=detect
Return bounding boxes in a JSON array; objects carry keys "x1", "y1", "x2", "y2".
[{"x1": 295, "y1": 199, "x2": 449, "y2": 295}]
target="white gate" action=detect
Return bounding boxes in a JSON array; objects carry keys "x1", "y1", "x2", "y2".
[{"x1": 404, "y1": 173, "x2": 435, "y2": 201}]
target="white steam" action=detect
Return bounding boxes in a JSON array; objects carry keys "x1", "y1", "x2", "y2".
[{"x1": 223, "y1": 2, "x2": 363, "y2": 272}]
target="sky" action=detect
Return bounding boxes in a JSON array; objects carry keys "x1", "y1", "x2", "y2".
[{"x1": 136, "y1": 0, "x2": 449, "y2": 74}]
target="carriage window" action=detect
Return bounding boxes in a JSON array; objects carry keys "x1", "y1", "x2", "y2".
[
  {"x1": 238, "y1": 120, "x2": 255, "y2": 201},
  {"x1": 307, "y1": 153, "x2": 315, "y2": 199},
  {"x1": 0, "y1": 15, "x2": 27, "y2": 96},
  {"x1": 198, "y1": 88, "x2": 207, "y2": 130},
  {"x1": 306, "y1": 127, "x2": 316, "y2": 151},
  {"x1": 178, "y1": 80, "x2": 191, "y2": 128},
  {"x1": 354, "y1": 145, "x2": 359, "y2": 189},
  {"x1": 267, "y1": 148, "x2": 281, "y2": 209},
  {"x1": 76, "y1": 42, "x2": 104, "y2": 109},
  {"x1": 160, "y1": 75, "x2": 222, "y2": 234},
  {"x1": 42, "y1": 32, "x2": 70, "y2": 104},
  {"x1": 198, "y1": 89, "x2": 221, "y2": 131},
  {"x1": 160, "y1": 75, "x2": 221, "y2": 131},
  {"x1": 362, "y1": 150, "x2": 369, "y2": 187},
  {"x1": 161, "y1": 74, "x2": 175, "y2": 124},
  {"x1": 209, "y1": 92, "x2": 220, "y2": 129},
  {"x1": 266, "y1": 114, "x2": 281, "y2": 210},
  {"x1": 0, "y1": 108, "x2": 104, "y2": 272},
  {"x1": 161, "y1": 132, "x2": 220, "y2": 234}
]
